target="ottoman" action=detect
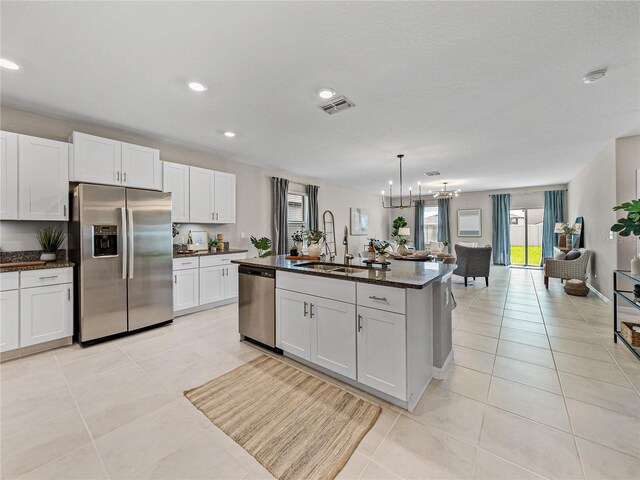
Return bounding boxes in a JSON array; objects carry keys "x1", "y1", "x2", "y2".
[{"x1": 564, "y1": 279, "x2": 589, "y2": 296}]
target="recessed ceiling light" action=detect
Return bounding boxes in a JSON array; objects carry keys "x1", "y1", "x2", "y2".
[
  {"x1": 583, "y1": 69, "x2": 607, "y2": 84},
  {"x1": 188, "y1": 81, "x2": 208, "y2": 92},
  {"x1": 0, "y1": 58, "x2": 20, "y2": 70},
  {"x1": 223, "y1": 131, "x2": 236, "y2": 138},
  {"x1": 318, "y1": 88, "x2": 336, "y2": 99}
]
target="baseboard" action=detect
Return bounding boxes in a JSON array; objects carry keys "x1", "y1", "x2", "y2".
[
  {"x1": 586, "y1": 283, "x2": 612, "y2": 304},
  {"x1": 432, "y1": 350, "x2": 454, "y2": 379},
  {"x1": 174, "y1": 297, "x2": 237, "y2": 317},
  {"x1": 1, "y1": 336, "x2": 72, "y2": 363}
]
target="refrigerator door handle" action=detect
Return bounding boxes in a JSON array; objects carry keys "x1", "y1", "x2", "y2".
[
  {"x1": 127, "y1": 208, "x2": 134, "y2": 279},
  {"x1": 121, "y1": 207, "x2": 128, "y2": 279}
]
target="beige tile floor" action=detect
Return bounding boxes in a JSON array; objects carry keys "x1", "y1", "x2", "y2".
[{"x1": 1, "y1": 267, "x2": 639, "y2": 479}]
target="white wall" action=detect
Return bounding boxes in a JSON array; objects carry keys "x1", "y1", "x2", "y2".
[
  {"x1": 0, "y1": 221, "x2": 68, "y2": 252},
  {"x1": 0, "y1": 107, "x2": 387, "y2": 256},
  {"x1": 568, "y1": 141, "x2": 617, "y2": 299},
  {"x1": 615, "y1": 135, "x2": 640, "y2": 269},
  {"x1": 390, "y1": 184, "x2": 567, "y2": 249}
]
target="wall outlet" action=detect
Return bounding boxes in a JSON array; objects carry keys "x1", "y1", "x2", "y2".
[
  {"x1": 610, "y1": 232, "x2": 614, "y2": 240},
  {"x1": 240, "y1": 232, "x2": 246, "y2": 239}
]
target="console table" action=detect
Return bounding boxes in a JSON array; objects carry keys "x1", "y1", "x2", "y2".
[{"x1": 613, "y1": 270, "x2": 640, "y2": 360}]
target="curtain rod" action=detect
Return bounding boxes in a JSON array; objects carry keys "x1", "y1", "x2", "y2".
[{"x1": 488, "y1": 188, "x2": 568, "y2": 197}]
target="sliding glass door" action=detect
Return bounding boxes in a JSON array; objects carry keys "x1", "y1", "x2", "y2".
[{"x1": 510, "y1": 208, "x2": 544, "y2": 266}]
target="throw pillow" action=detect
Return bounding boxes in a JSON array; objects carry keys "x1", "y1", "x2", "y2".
[
  {"x1": 554, "y1": 252, "x2": 567, "y2": 260},
  {"x1": 565, "y1": 250, "x2": 581, "y2": 261}
]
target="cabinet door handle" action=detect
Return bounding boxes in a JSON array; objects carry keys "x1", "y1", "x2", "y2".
[
  {"x1": 117, "y1": 170, "x2": 120, "y2": 182},
  {"x1": 63, "y1": 205, "x2": 67, "y2": 217},
  {"x1": 174, "y1": 274, "x2": 177, "y2": 284},
  {"x1": 38, "y1": 275, "x2": 58, "y2": 280},
  {"x1": 68, "y1": 288, "x2": 71, "y2": 301},
  {"x1": 358, "y1": 314, "x2": 363, "y2": 332},
  {"x1": 303, "y1": 301, "x2": 308, "y2": 317},
  {"x1": 369, "y1": 295, "x2": 388, "y2": 302},
  {"x1": 181, "y1": 262, "x2": 192, "y2": 265},
  {"x1": 309, "y1": 303, "x2": 314, "y2": 319},
  {"x1": 211, "y1": 212, "x2": 214, "y2": 220},
  {"x1": 123, "y1": 172, "x2": 127, "y2": 183},
  {"x1": 216, "y1": 212, "x2": 219, "y2": 221}
]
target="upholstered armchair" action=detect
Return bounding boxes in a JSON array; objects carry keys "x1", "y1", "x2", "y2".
[
  {"x1": 543, "y1": 248, "x2": 591, "y2": 289},
  {"x1": 453, "y1": 244, "x2": 492, "y2": 287}
]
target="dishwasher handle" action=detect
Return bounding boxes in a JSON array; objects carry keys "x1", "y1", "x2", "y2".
[{"x1": 238, "y1": 265, "x2": 275, "y2": 279}]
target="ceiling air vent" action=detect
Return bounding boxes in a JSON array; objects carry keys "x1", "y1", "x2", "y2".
[
  {"x1": 424, "y1": 171, "x2": 441, "y2": 177},
  {"x1": 318, "y1": 95, "x2": 355, "y2": 115}
]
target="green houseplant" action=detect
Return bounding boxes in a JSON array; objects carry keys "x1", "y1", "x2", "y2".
[
  {"x1": 250, "y1": 236, "x2": 274, "y2": 258},
  {"x1": 304, "y1": 229, "x2": 326, "y2": 257},
  {"x1": 291, "y1": 230, "x2": 305, "y2": 255},
  {"x1": 35, "y1": 226, "x2": 66, "y2": 262},
  {"x1": 611, "y1": 200, "x2": 640, "y2": 274},
  {"x1": 391, "y1": 216, "x2": 409, "y2": 255}
]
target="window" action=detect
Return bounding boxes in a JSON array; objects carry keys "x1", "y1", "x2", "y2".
[
  {"x1": 424, "y1": 206, "x2": 439, "y2": 243},
  {"x1": 287, "y1": 193, "x2": 308, "y2": 247}
]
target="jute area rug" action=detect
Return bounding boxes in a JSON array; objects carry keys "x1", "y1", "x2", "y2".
[{"x1": 184, "y1": 355, "x2": 381, "y2": 480}]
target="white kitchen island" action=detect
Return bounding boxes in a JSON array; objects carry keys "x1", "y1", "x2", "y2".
[{"x1": 233, "y1": 256, "x2": 455, "y2": 411}]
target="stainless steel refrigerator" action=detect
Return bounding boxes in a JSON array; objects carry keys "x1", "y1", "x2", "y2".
[{"x1": 69, "y1": 184, "x2": 174, "y2": 345}]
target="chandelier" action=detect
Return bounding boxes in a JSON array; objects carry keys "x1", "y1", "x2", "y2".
[
  {"x1": 432, "y1": 182, "x2": 461, "y2": 199},
  {"x1": 381, "y1": 154, "x2": 422, "y2": 209}
]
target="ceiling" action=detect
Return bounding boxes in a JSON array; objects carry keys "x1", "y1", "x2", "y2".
[{"x1": 1, "y1": 1, "x2": 638, "y2": 194}]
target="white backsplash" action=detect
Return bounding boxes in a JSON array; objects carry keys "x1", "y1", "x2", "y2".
[{"x1": 0, "y1": 220, "x2": 69, "y2": 252}]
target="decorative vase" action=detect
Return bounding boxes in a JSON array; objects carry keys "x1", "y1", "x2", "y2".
[
  {"x1": 631, "y1": 257, "x2": 640, "y2": 275},
  {"x1": 40, "y1": 252, "x2": 57, "y2": 262},
  {"x1": 295, "y1": 242, "x2": 304, "y2": 254},
  {"x1": 308, "y1": 242, "x2": 322, "y2": 257},
  {"x1": 377, "y1": 253, "x2": 387, "y2": 263},
  {"x1": 397, "y1": 244, "x2": 409, "y2": 256}
]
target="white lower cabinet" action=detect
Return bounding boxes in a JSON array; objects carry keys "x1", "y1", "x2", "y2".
[
  {"x1": 356, "y1": 306, "x2": 407, "y2": 400},
  {"x1": 199, "y1": 265, "x2": 226, "y2": 305},
  {"x1": 276, "y1": 288, "x2": 357, "y2": 379},
  {"x1": 173, "y1": 254, "x2": 245, "y2": 314},
  {"x1": 311, "y1": 296, "x2": 356, "y2": 380},
  {"x1": 277, "y1": 289, "x2": 310, "y2": 360},
  {"x1": 0, "y1": 290, "x2": 19, "y2": 352},
  {"x1": 173, "y1": 268, "x2": 199, "y2": 312},
  {"x1": 20, "y1": 282, "x2": 73, "y2": 348}
]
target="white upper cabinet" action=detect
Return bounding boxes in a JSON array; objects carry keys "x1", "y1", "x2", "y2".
[
  {"x1": 162, "y1": 162, "x2": 190, "y2": 222},
  {"x1": 18, "y1": 135, "x2": 69, "y2": 221},
  {"x1": 70, "y1": 132, "x2": 121, "y2": 186},
  {"x1": 70, "y1": 132, "x2": 160, "y2": 190},
  {"x1": 187, "y1": 167, "x2": 236, "y2": 224},
  {"x1": 214, "y1": 171, "x2": 236, "y2": 223},
  {"x1": 121, "y1": 142, "x2": 161, "y2": 190},
  {"x1": 189, "y1": 166, "x2": 216, "y2": 223},
  {"x1": 0, "y1": 131, "x2": 18, "y2": 220}
]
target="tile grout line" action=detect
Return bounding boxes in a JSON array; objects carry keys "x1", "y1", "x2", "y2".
[
  {"x1": 51, "y1": 351, "x2": 112, "y2": 480},
  {"x1": 356, "y1": 412, "x2": 402, "y2": 480},
  {"x1": 532, "y1": 270, "x2": 588, "y2": 480}
]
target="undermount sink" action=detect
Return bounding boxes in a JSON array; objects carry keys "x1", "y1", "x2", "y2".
[{"x1": 293, "y1": 262, "x2": 371, "y2": 272}]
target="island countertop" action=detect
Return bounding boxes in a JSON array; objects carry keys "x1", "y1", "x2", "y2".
[
  {"x1": 173, "y1": 248, "x2": 248, "y2": 259},
  {"x1": 231, "y1": 255, "x2": 455, "y2": 289}
]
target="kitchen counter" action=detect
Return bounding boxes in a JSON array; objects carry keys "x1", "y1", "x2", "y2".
[
  {"x1": 173, "y1": 248, "x2": 248, "y2": 259},
  {"x1": 0, "y1": 260, "x2": 75, "y2": 273},
  {"x1": 231, "y1": 255, "x2": 455, "y2": 289},
  {"x1": 0, "y1": 250, "x2": 75, "y2": 273}
]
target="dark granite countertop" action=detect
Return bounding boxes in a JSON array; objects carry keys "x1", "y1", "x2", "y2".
[
  {"x1": 173, "y1": 248, "x2": 248, "y2": 259},
  {"x1": 0, "y1": 250, "x2": 74, "y2": 273},
  {"x1": 0, "y1": 260, "x2": 75, "y2": 273},
  {"x1": 231, "y1": 255, "x2": 456, "y2": 289}
]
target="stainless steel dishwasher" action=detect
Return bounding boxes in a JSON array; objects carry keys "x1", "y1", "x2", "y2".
[{"x1": 238, "y1": 265, "x2": 276, "y2": 348}]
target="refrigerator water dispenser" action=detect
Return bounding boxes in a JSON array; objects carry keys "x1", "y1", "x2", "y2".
[{"x1": 93, "y1": 225, "x2": 118, "y2": 257}]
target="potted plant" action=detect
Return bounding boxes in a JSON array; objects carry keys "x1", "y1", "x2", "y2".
[
  {"x1": 250, "y1": 236, "x2": 274, "y2": 258},
  {"x1": 558, "y1": 222, "x2": 581, "y2": 250},
  {"x1": 208, "y1": 238, "x2": 219, "y2": 253},
  {"x1": 375, "y1": 241, "x2": 390, "y2": 263},
  {"x1": 611, "y1": 200, "x2": 640, "y2": 274},
  {"x1": 291, "y1": 230, "x2": 305, "y2": 255},
  {"x1": 304, "y1": 229, "x2": 326, "y2": 257},
  {"x1": 35, "y1": 226, "x2": 66, "y2": 262},
  {"x1": 391, "y1": 216, "x2": 409, "y2": 255}
]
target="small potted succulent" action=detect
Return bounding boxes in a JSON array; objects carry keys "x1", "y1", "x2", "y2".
[
  {"x1": 611, "y1": 200, "x2": 640, "y2": 274},
  {"x1": 304, "y1": 229, "x2": 326, "y2": 257},
  {"x1": 35, "y1": 226, "x2": 66, "y2": 262},
  {"x1": 208, "y1": 238, "x2": 219, "y2": 253}
]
